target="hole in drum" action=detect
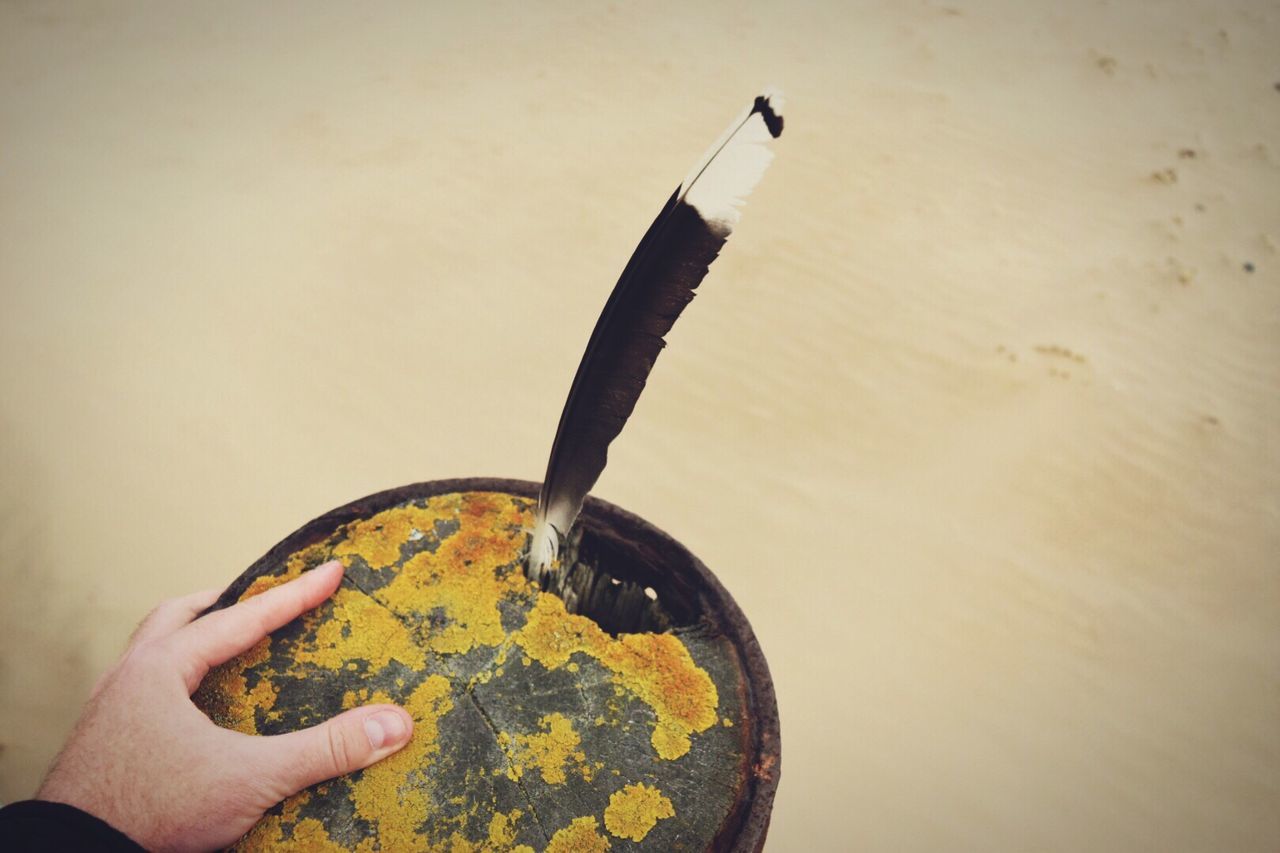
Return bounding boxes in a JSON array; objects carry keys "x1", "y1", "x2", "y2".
[{"x1": 524, "y1": 525, "x2": 701, "y2": 636}]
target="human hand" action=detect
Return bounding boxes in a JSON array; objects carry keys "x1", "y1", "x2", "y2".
[{"x1": 36, "y1": 560, "x2": 414, "y2": 852}]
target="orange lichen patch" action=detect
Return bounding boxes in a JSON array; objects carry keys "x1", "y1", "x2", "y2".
[
  {"x1": 194, "y1": 636, "x2": 275, "y2": 730},
  {"x1": 503, "y1": 713, "x2": 589, "y2": 785},
  {"x1": 445, "y1": 494, "x2": 529, "y2": 566},
  {"x1": 603, "y1": 783, "x2": 675, "y2": 842},
  {"x1": 333, "y1": 499, "x2": 463, "y2": 569},
  {"x1": 359, "y1": 496, "x2": 534, "y2": 656},
  {"x1": 350, "y1": 674, "x2": 453, "y2": 850},
  {"x1": 331, "y1": 492, "x2": 527, "y2": 575},
  {"x1": 458, "y1": 491, "x2": 511, "y2": 526},
  {"x1": 545, "y1": 817, "x2": 611, "y2": 853},
  {"x1": 294, "y1": 587, "x2": 426, "y2": 672},
  {"x1": 604, "y1": 633, "x2": 719, "y2": 760},
  {"x1": 514, "y1": 593, "x2": 718, "y2": 759}
]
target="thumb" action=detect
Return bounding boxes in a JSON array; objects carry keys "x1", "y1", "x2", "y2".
[{"x1": 258, "y1": 704, "x2": 414, "y2": 796}]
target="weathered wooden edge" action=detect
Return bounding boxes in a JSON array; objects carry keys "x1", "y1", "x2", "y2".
[{"x1": 205, "y1": 477, "x2": 781, "y2": 852}]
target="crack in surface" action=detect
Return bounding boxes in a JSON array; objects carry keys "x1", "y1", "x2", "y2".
[
  {"x1": 338, "y1": 573, "x2": 478, "y2": 682},
  {"x1": 340, "y1": 571, "x2": 381, "y2": 600},
  {"x1": 466, "y1": 689, "x2": 549, "y2": 844}
]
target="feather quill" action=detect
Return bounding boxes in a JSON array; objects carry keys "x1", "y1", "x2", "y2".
[{"x1": 530, "y1": 90, "x2": 785, "y2": 573}]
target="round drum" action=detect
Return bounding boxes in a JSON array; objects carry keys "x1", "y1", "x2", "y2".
[{"x1": 194, "y1": 479, "x2": 779, "y2": 851}]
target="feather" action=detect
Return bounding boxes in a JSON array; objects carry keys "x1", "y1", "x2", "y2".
[{"x1": 529, "y1": 90, "x2": 785, "y2": 574}]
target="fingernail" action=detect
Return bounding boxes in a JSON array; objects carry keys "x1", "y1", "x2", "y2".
[
  {"x1": 364, "y1": 710, "x2": 407, "y2": 750},
  {"x1": 317, "y1": 559, "x2": 343, "y2": 573}
]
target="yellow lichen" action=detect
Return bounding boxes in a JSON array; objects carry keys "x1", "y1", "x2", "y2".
[
  {"x1": 336, "y1": 497, "x2": 532, "y2": 657},
  {"x1": 237, "y1": 791, "x2": 318, "y2": 852},
  {"x1": 341, "y1": 687, "x2": 395, "y2": 711},
  {"x1": 431, "y1": 833, "x2": 477, "y2": 852},
  {"x1": 545, "y1": 816, "x2": 611, "y2": 853},
  {"x1": 194, "y1": 636, "x2": 275, "y2": 730},
  {"x1": 295, "y1": 587, "x2": 426, "y2": 672},
  {"x1": 603, "y1": 783, "x2": 675, "y2": 842},
  {"x1": 487, "y1": 809, "x2": 523, "y2": 847},
  {"x1": 604, "y1": 632, "x2": 719, "y2": 760},
  {"x1": 287, "y1": 818, "x2": 355, "y2": 851},
  {"x1": 281, "y1": 790, "x2": 311, "y2": 823},
  {"x1": 333, "y1": 498, "x2": 463, "y2": 569},
  {"x1": 376, "y1": 550, "x2": 509, "y2": 655},
  {"x1": 238, "y1": 542, "x2": 328, "y2": 601},
  {"x1": 239, "y1": 815, "x2": 380, "y2": 853},
  {"x1": 513, "y1": 594, "x2": 608, "y2": 669},
  {"x1": 514, "y1": 593, "x2": 718, "y2": 759},
  {"x1": 422, "y1": 821, "x2": 535, "y2": 853},
  {"x1": 349, "y1": 674, "x2": 454, "y2": 850},
  {"x1": 243, "y1": 677, "x2": 278, "y2": 720},
  {"x1": 507, "y1": 713, "x2": 588, "y2": 785}
]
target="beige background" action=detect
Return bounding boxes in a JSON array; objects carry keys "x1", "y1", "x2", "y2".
[{"x1": 2, "y1": 1, "x2": 1278, "y2": 850}]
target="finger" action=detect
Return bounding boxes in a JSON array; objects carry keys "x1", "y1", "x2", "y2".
[
  {"x1": 130, "y1": 588, "x2": 224, "y2": 647},
  {"x1": 253, "y1": 704, "x2": 414, "y2": 797},
  {"x1": 171, "y1": 560, "x2": 344, "y2": 683}
]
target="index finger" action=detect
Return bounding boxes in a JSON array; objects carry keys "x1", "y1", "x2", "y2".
[{"x1": 172, "y1": 559, "x2": 345, "y2": 692}]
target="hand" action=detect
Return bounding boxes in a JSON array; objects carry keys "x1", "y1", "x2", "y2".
[{"x1": 36, "y1": 560, "x2": 414, "y2": 852}]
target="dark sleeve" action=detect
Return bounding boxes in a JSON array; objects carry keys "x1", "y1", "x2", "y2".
[{"x1": 0, "y1": 800, "x2": 145, "y2": 852}]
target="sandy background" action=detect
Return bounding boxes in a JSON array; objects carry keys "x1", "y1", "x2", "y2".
[{"x1": 2, "y1": 1, "x2": 1277, "y2": 850}]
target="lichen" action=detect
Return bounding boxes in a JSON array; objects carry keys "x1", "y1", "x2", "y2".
[
  {"x1": 239, "y1": 816, "x2": 341, "y2": 852},
  {"x1": 342, "y1": 687, "x2": 395, "y2": 710},
  {"x1": 487, "y1": 809, "x2": 528, "y2": 849},
  {"x1": 375, "y1": 550, "x2": 510, "y2": 655},
  {"x1": 296, "y1": 587, "x2": 427, "y2": 672},
  {"x1": 349, "y1": 674, "x2": 454, "y2": 849},
  {"x1": 364, "y1": 495, "x2": 531, "y2": 656},
  {"x1": 235, "y1": 675, "x2": 454, "y2": 851},
  {"x1": 514, "y1": 593, "x2": 718, "y2": 759},
  {"x1": 192, "y1": 636, "x2": 274, "y2": 730},
  {"x1": 606, "y1": 632, "x2": 719, "y2": 760},
  {"x1": 503, "y1": 713, "x2": 590, "y2": 785},
  {"x1": 603, "y1": 782, "x2": 675, "y2": 842},
  {"x1": 333, "y1": 499, "x2": 463, "y2": 569},
  {"x1": 545, "y1": 816, "x2": 611, "y2": 853},
  {"x1": 237, "y1": 793, "x2": 384, "y2": 853},
  {"x1": 287, "y1": 817, "x2": 362, "y2": 851}
]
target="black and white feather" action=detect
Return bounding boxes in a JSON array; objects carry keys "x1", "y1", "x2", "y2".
[{"x1": 529, "y1": 90, "x2": 785, "y2": 574}]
